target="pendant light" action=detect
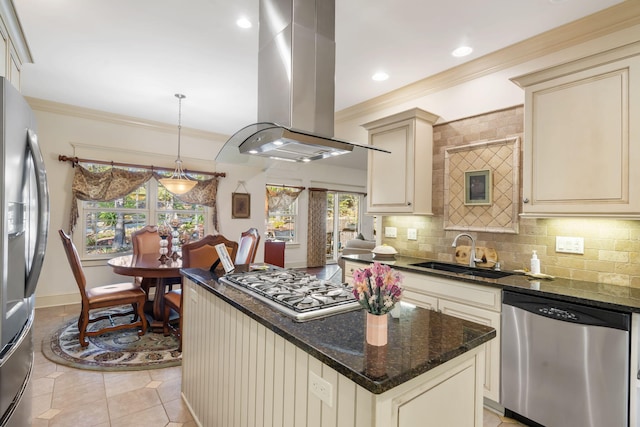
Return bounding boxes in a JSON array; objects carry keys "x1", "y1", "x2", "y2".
[{"x1": 159, "y1": 93, "x2": 197, "y2": 194}]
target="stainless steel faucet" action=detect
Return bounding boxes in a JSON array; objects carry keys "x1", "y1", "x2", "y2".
[{"x1": 451, "y1": 233, "x2": 483, "y2": 267}]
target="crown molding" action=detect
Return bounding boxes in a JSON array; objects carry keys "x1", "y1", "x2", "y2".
[
  {"x1": 335, "y1": 1, "x2": 640, "y2": 123},
  {"x1": 25, "y1": 96, "x2": 229, "y2": 141}
]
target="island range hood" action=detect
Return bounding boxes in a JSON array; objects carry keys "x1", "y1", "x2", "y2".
[{"x1": 216, "y1": 0, "x2": 389, "y2": 165}]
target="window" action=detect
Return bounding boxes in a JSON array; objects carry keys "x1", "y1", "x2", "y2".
[
  {"x1": 80, "y1": 164, "x2": 207, "y2": 258},
  {"x1": 265, "y1": 185, "x2": 300, "y2": 243}
]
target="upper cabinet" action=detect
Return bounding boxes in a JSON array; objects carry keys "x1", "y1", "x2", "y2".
[
  {"x1": 363, "y1": 108, "x2": 439, "y2": 215},
  {"x1": 512, "y1": 42, "x2": 640, "y2": 218},
  {"x1": 0, "y1": 0, "x2": 33, "y2": 90}
]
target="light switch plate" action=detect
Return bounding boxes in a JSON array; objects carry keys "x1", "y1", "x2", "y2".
[
  {"x1": 556, "y1": 236, "x2": 584, "y2": 254},
  {"x1": 407, "y1": 228, "x2": 417, "y2": 240},
  {"x1": 385, "y1": 227, "x2": 397, "y2": 238}
]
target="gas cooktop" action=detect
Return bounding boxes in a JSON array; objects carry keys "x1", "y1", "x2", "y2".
[{"x1": 219, "y1": 269, "x2": 361, "y2": 321}]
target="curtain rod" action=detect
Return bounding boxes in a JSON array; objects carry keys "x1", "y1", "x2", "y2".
[
  {"x1": 58, "y1": 155, "x2": 226, "y2": 178},
  {"x1": 266, "y1": 183, "x2": 306, "y2": 190},
  {"x1": 308, "y1": 187, "x2": 367, "y2": 196}
]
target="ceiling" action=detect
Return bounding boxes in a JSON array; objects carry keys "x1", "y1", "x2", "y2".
[{"x1": 12, "y1": 0, "x2": 625, "y2": 152}]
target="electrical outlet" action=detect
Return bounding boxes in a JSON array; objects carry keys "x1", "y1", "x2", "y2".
[
  {"x1": 556, "y1": 236, "x2": 584, "y2": 254},
  {"x1": 385, "y1": 227, "x2": 397, "y2": 238},
  {"x1": 309, "y1": 370, "x2": 333, "y2": 407},
  {"x1": 407, "y1": 228, "x2": 417, "y2": 240}
]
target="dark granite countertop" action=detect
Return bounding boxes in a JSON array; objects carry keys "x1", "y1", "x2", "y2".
[
  {"x1": 343, "y1": 253, "x2": 640, "y2": 313},
  {"x1": 181, "y1": 267, "x2": 496, "y2": 395}
]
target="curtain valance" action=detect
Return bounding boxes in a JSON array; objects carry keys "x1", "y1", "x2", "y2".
[
  {"x1": 69, "y1": 165, "x2": 220, "y2": 231},
  {"x1": 266, "y1": 186, "x2": 303, "y2": 212}
]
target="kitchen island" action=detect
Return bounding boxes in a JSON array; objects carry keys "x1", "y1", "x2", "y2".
[{"x1": 180, "y1": 268, "x2": 496, "y2": 427}]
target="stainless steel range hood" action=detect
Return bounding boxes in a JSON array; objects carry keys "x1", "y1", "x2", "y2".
[{"x1": 216, "y1": 0, "x2": 388, "y2": 165}]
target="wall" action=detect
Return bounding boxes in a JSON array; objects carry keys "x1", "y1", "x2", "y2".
[
  {"x1": 31, "y1": 99, "x2": 369, "y2": 307},
  {"x1": 380, "y1": 107, "x2": 640, "y2": 287},
  {"x1": 334, "y1": 15, "x2": 640, "y2": 142},
  {"x1": 27, "y1": 100, "x2": 361, "y2": 306},
  {"x1": 331, "y1": 16, "x2": 640, "y2": 289},
  {"x1": 29, "y1": 6, "x2": 640, "y2": 305},
  {"x1": 385, "y1": 215, "x2": 640, "y2": 287}
]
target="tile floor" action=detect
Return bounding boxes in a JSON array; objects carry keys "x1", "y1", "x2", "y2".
[
  {"x1": 30, "y1": 269, "x2": 527, "y2": 426},
  {"x1": 31, "y1": 304, "x2": 195, "y2": 427}
]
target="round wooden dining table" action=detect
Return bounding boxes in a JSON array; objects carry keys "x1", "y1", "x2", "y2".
[{"x1": 108, "y1": 253, "x2": 183, "y2": 331}]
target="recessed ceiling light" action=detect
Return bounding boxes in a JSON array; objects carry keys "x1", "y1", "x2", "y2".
[
  {"x1": 452, "y1": 46, "x2": 473, "y2": 57},
  {"x1": 236, "y1": 17, "x2": 252, "y2": 29},
  {"x1": 372, "y1": 72, "x2": 389, "y2": 81}
]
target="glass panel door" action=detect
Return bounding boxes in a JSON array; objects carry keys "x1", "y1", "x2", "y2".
[{"x1": 326, "y1": 192, "x2": 362, "y2": 262}]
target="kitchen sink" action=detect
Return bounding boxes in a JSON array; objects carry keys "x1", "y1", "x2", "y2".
[{"x1": 410, "y1": 261, "x2": 514, "y2": 279}]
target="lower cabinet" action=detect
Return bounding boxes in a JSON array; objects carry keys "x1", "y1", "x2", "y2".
[
  {"x1": 397, "y1": 359, "x2": 478, "y2": 427},
  {"x1": 404, "y1": 273, "x2": 501, "y2": 403},
  {"x1": 345, "y1": 261, "x2": 502, "y2": 403}
]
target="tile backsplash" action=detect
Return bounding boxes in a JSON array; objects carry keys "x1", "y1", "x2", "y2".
[
  {"x1": 379, "y1": 106, "x2": 640, "y2": 288},
  {"x1": 382, "y1": 216, "x2": 640, "y2": 288}
]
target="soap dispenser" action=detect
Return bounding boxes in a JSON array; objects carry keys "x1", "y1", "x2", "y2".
[{"x1": 530, "y1": 250, "x2": 541, "y2": 274}]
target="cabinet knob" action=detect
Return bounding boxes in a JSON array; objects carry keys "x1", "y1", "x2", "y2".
[
  {"x1": 523, "y1": 198, "x2": 529, "y2": 204},
  {"x1": 407, "y1": 202, "x2": 412, "y2": 206}
]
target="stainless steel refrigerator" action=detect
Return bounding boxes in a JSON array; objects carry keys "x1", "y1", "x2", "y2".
[{"x1": 0, "y1": 77, "x2": 49, "y2": 426}]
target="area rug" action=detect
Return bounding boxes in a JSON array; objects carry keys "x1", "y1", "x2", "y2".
[{"x1": 42, "y1": 306, "x2": 181, "y2": 371}]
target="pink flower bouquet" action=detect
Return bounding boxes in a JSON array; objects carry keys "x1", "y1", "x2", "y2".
[{"x1": 352, "y1": 262, "x2": 403, "y2": 315}]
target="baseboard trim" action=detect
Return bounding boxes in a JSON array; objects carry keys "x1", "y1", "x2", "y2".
[{"x1": 35, "y1": 293, "x2": 80, "y2": 309}]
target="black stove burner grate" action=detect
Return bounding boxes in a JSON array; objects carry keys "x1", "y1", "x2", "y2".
[{"x1": 223, "y1": 269, "x2": 357, "y2": 314}]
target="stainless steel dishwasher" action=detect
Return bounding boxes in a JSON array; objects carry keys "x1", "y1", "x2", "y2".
[{"x1": 501, "y1": 290, "x2": 630, "y2": 427}]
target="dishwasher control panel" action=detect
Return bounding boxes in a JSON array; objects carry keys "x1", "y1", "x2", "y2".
[{"x1": 538, "y1": 306, "x2": 579, "y2": 321}]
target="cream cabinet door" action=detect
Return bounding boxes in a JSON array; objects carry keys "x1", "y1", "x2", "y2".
[
  {"x1": 363, "y1": 108, "x2": 438, "y2": 215},
  {"x1": 438, "y1": 298, "x2": 501, "y2": 402},
  {"x1": 513, "y1": 43, "x2": 640, "y2": 217},
  {"x1": 397, "y1": 363, "x2": 477, "y2": 427},
  {"x1": 343, "y1": 261, "x2": 360, "y2": 286},
  {"x1": 0, "y1": 3, "x2": 29, "y2": 91},
  {"x1": 368, "y1": 121, "x2": 413, "y2": 213},
  {"x1": 0, "y1": 24, "x2": 6, "y2": 80},
  {"x1": 402, "y1": 289, "x2": 438, "y2": 311},
  {"x1": 8, "y1": 40, "x2": 20, "y2": 89}
]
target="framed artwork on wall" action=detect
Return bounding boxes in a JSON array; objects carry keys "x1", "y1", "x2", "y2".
[
  {"x1": 232, "y1": 192, "x2": 251, "y2": 218},
  {"x1": 464, "y1": 169, "x2": 492, "y2": 205}
]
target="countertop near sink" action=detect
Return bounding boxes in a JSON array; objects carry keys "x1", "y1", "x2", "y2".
[{"x1": 343, "y1": 253, "x2": 640, "y2": 313}]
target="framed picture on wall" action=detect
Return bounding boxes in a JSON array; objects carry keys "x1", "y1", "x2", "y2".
[
  {"x1": 232, "y1": 192, "x2": 251, "y2": 218},
  {"x1": 464, "y1": 169, "x2": 492, "y2": 205}
]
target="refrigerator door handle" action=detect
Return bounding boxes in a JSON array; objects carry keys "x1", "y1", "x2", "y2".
[{"x1": 24, "y1": 129, "x2": 49, "y2": 298}]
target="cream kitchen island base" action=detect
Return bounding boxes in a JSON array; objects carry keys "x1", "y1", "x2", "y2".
[{"x1": 181, "y1": 277, "x2": 486, "y2": 427}]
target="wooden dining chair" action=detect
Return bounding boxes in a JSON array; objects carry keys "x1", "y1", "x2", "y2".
[
  {"x1": 59, "y1": 229, "x2": 148, "y2": 347},
  {"x1": 235, "y1": 227, "x2": 260, "y2": 265},
  {"x1": 163, "y1": 234, "x2": 238, "y2": 351},
  {"x1": 131, "y1": 225, "x2": 161, "y2": 297}
]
